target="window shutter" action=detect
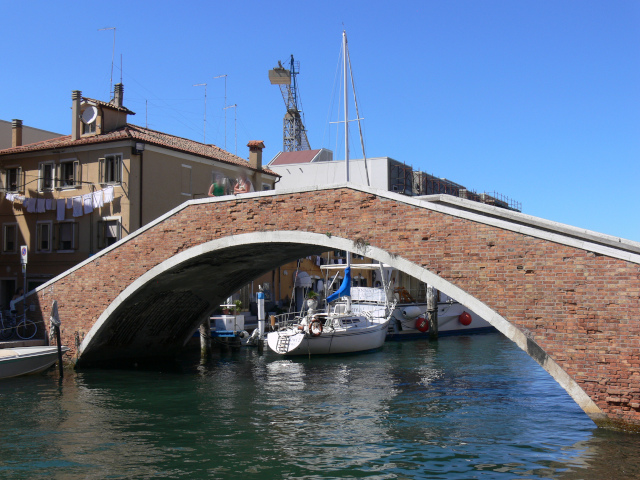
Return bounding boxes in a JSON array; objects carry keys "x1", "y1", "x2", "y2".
[
  {"x1": 54, "y1": 164, "x2": 59, "y2": 189},
  {"x1": 53, "y1": 223, "x2": 59, "y2": 250},
  {"x1": 116, "y1": 155, "x2": 122, "y2": 184},
  {"x1": 73, "y1": 222, "x2": 79, "y2": 250},
  {"x1": 98, "y1": 158, "x2": 105, "y2": 184},
  {"x1": 97, "y1": 220, "x2": 104, "y2": 249},
  {"x1": 17, "y1": 167, "x2": 24, "y2": 193},
  {"x1": 38, "y1": 164, "x2": 44, "y2": 191},
  {"x1": 73, "y1": 160, "x2": 80, "y2": 187}
]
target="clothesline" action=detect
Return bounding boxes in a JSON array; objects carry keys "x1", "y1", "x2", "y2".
[{"x1": 4, "y1": 185, "x2": 116, "y2": 221}]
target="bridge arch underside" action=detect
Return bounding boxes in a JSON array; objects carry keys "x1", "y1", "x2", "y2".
[
  {"x1": 78, "y1": 240, "x2": 326, "y2": 367},
  {"x1": 78, "y1": 232, "x2": 604, "y2": 427}
]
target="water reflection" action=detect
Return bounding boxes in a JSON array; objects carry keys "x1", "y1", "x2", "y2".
[{"x1": 1, "y1": 333, "x2": 639, "y2": 479}]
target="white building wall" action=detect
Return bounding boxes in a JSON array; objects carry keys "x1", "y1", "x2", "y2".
[{"x1": 272, "y1": 157, "x2": 392, "y2": 191}]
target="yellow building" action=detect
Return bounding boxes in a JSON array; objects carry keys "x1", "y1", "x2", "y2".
[{"x1": 0, "y1": 84, "x2": 278, "y2": 310}]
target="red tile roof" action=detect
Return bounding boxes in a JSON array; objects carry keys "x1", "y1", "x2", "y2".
[
  {"x1": 0, "y1": 124, "x2": 278, "y2": 176},
  {"x1": 270, "y1": 149, "x2": 322, "y2": 166},
  {"x1": 83, "y1": 96, "x2": 136, "y2": 115}
]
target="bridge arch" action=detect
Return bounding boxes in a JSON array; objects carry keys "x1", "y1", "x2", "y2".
[{"x1": 79, "y1": 230, "x2": 603, "y2": 421}]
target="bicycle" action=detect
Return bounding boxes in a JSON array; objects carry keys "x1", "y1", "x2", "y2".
[
  {"x1": 0, "y1": 312, "x2": 37, "y2": 340},
  {"x1": 0, "y1": 312, "x2": 14, "y2": 340}
]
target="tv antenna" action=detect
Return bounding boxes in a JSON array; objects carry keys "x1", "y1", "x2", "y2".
[
  {"x1": 98, "y1": 27, "x2": 116, "y2": 98},
  {"x1": 213, "y1": 74, "x2": 228, "y2": 149},
  {"x1": 224, "y1": 104, "x2": 237, "y2": 154},
  {"x1": 193, "y1": 83, "x2": 207, "y2": 143}
]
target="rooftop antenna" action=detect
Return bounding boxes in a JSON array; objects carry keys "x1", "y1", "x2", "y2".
[
  {"x1": 213, "y1": 74, "x2": 228, "y2": 149},
  {"x1": 224, "y1": 104, "x2": 237, "y2": 154},
  {"x1": 98, "y1": 27, "x2": 116, "y2": 98},
  {"x1": 193, "y1": 83, "x2": 207, "y2": 143}
]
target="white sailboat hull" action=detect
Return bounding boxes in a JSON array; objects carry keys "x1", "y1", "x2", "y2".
[{"x1": 267, "y1": 319, "x2": 388, "y2": 355}]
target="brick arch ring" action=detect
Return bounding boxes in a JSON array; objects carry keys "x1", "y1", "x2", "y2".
[{"x1": 79, "y1": 230, "x2": 603, "y2": 422}]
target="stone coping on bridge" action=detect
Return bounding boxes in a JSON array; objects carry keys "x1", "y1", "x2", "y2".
[{"x1": 26, "y1": 182, "x2": 640, "y2": 304}]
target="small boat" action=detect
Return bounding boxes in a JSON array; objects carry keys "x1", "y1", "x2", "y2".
[
  {"x1": 0, "y1": 346, "x2": 69, "y2": 380},
  {"x1": 267, "y1": 264, "x2": 395, "y2": 355},
  {"x1": 387, "y1": 291, "x2": 495, "y2": 339}
]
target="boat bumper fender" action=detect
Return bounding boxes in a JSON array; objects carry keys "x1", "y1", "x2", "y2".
[
  {"x1": 458, "y1": 312, "x2": 472, "y2": 326},
  {"x1": 415, "y1": 315, "x2": 429, "y2": 333},
  {"x1": 401, "y1": 306, "x2": 423, "y2": 320}
]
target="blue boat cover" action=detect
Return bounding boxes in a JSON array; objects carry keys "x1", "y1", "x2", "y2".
[{"x1": 326, "y1": 266, "x2": 351, "y2": 303}]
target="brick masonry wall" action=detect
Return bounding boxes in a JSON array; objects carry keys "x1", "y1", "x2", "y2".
[{"x1": 32, "y1": 188, "x2": 640, "y2": 427}]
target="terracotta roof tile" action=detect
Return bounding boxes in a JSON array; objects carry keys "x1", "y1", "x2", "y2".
[
  {"x1": 83, "y1": 96, "x2": 136, "y2": 115},
  {"x1": 0, "y1": 124, "x2": 278, "y2": 176}
]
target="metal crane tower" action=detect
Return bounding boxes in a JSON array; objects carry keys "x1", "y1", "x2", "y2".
[{"x1": 269, "y1": 55, "x2": 311, "y2": 151}]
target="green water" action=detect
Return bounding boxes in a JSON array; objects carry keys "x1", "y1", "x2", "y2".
[{"x1": 1, "y1": 333, "x2": 639, "y2": 479}]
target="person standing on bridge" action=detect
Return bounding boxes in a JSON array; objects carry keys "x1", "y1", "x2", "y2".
[
  {"x1": 208, "y1": 175, "x2": 225, "y2": 197},
  {"x1": 233, "y1": 175, "x2": 254, "y2": 195}
]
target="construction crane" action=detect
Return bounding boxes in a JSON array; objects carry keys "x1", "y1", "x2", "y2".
[{"x1": 269, "y1": 55, "x2": 311, "y2": 151}]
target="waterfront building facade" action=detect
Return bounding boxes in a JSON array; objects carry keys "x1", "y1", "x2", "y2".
[{"x1": 0, "y1": 85, "x2": 278, "y2": 310}]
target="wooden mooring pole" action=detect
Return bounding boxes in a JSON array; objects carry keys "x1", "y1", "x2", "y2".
[
  {"x1": 427, "y1": 285, "x2": 438, "y2": 340},
  {"x1": 54, "y1": 324, "x2": 63, "y2": 378},
  {"x1": 199, "y1": 317, "x2": 211, "y2": 363}
]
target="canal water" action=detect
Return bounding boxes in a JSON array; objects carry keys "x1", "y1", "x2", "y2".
[{"x1": 1, "y1": 332, "x2": 639, "y2": 479}]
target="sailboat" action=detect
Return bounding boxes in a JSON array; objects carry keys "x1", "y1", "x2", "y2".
[
  {"x1": 266, "y1": 31, "x2": 395, "y2": 356},
  {"x1": 266, "y1": 263, "x2": 395, "y2": 355}
]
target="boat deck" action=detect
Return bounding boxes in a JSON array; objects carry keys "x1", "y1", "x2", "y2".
[{"x1": 0, "y1": 339, "x2": 47, "y2": 349}]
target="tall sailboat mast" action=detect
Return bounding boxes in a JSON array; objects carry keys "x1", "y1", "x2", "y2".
[
  {"x1": 344, "y1": 30, "x2": 349, "y2": 183},
  {"x1": 343, "y1": 30, "x2": 352, "y2": 312}
]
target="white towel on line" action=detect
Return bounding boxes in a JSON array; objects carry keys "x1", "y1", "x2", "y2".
[
  {"x1": 83, "y1": 193, "x2": 93, "y2": 214},
  {"x1": 103, "y1": 185, "x2": 114, "y2": 204},
  {"x1": 92, "y1": 190, "x2": 103, "y2": 209},
  {"x1": 72, "y1": 196, "x2": 83, "y2": 217},
  {"x1": 56, "y1": 199, "x2": 65, "y2": 221}
]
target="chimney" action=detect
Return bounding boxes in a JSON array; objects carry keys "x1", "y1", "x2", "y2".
[
  {"x1": 72, "y1": 90, "x2": 82, "y2": 140},
  {"x1": 11, "y1": 119, "x2": 23, "y2": 148},
  {"x1": 247, "y1": 140, "x2": 265, "y2": 170},
  {"x1": 113, "y1": 83, "x2": 124, "y2": 108}
]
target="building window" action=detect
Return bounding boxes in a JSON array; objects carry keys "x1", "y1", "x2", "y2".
[
  {"x1": 98, "y1": 218, "x2": 121, "y2": 249},
  {"x1": 99, "y1": 154, "x2": 122, "y2": 184},
  {"x1": 262, "y1": 183, "x2": 271, "y2": 191},
  {"x1": 55, "y1": 222, "x2": 78, "y2": 251},
  {"x1": 4, "y1": 167, "x2": 22, "y2": 193},
  {"x1": 82, "y1": 121, "x2": 96, "y2": 135},
  {"x1": 181, "y1": 165, "x2": 192, "y2": 195},
  {"x1": 39, "y1": 162, "x2": 55, "y2": 192},
  {"x1": 2, "y1": 224, "x2": 17, "y2": 253},
  {"x1": 58, "y1": 160, "x2": 80, "y2": 188},
  {"x1": 36, "y1": 222, "x2": 52, "y2": 253}
]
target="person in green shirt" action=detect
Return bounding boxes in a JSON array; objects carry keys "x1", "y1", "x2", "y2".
[{"x1": 208, "y1": 177, "x2": 225, "y2": 197}]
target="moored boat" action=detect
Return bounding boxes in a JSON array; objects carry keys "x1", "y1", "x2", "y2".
[
  {"x1": 267, "y1": 264, "x2": 395, "y2": 355},
  {"x1": 0, "y1": 346, "x2": 69, "y2": 380},
  {"x1": 387, "y1": 293, "x2": 494, "y2": 339}
]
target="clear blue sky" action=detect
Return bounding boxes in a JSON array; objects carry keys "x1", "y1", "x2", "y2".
[{"x1": 2, "y1": 1, "x2": 639, "y2": 241}]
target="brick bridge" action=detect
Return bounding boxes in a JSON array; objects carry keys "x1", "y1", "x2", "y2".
[{"x1": 25, "y1": 185, "x2": 640, "y2": 430}]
